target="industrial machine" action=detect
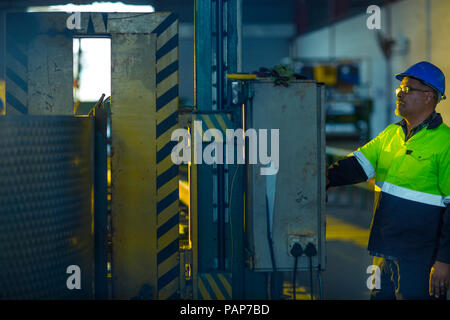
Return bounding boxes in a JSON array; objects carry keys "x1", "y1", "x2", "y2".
[
  {"x1": 0, "y1": 116, "x2": 95, "y2": 299},
  {"x1": 0, "y1": 1, "x2": 326, "y2": 300}
]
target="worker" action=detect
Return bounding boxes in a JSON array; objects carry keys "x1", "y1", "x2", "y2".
[{"x1": 326, "y1": 61, "x2": 450, "y2": 300}]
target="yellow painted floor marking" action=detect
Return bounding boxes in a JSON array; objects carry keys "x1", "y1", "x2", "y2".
[{"x1": 326, "y1": 214, "x2": 370, "y2": 248}]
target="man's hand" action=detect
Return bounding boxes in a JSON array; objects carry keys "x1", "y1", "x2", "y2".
[{"x1": 429, "y1": 261, "x2": 450, "y2": 298}]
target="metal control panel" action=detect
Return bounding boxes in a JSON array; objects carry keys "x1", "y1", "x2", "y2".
[{"x1": 246, "y1": 80, "x2": 326, "y2": 272}]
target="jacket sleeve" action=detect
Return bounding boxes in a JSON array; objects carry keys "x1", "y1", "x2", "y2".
[
  {"x1": 327, "y1": 156, "x2": 368, "y2": 189},
  {"x1": 435, "y1": 142, "x2": 450, "y2": 263},
  {"x1": 327, "y1": 128, "x2": 386, "y2": 189}
]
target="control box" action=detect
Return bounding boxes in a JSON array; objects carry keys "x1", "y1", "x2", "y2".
[{"x1": 246, "y1": 80, "x2": 326, "y2": 271}]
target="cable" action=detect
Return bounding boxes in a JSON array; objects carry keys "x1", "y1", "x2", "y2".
[
  {"x1": 304, "y1": 243, "x2": 317, "y2": 301},
  {"x1": 308, "y1": 256, "x2": 314, "y2": 300},
  {"x1": 266, "y1": 195, "x2": 277, "y2": 299},
  {"x1": 228, "y1": 164, "x2": 240, "y2": 270},
  {"x1": 290, "y1": 243, "x2": 303, "y2": 300},
  {"x1": 317, "y1": 266, "x2": 324, "y2": 300},
  {"x1": 266, "y1": 195, "x2": 276, "y2": 271},
  {"x1": 293, "y1": 256, "x2": 298, "y2": 300}
]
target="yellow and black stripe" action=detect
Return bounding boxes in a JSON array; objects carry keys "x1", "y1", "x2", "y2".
[
  {"x1": 0, "y1": 81, "x2": 5, "y2": 115},
  {"x1": 5, "y1": 34, "x2": 27, "y2": 114},
  {"x1": 194, "y1": 113, "x2": 234, "y2": 141},
  {"x1": 198, "y1": 273, "x2": 232, "y2": 300},
  {"x1": 193, "y1": 113, "x2": 235, "y2": 300},
  {"x1": 154, "y1": 13, "x2": 180, "y2": 300}
]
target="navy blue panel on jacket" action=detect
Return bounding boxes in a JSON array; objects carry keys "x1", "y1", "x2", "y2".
[{"x1": 368, "y1": 191, "x2": 445, "y2": 264}]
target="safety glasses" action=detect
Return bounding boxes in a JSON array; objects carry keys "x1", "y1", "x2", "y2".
[{"x1": 395, "y1": 86, "x2": 431, "y2": 95}]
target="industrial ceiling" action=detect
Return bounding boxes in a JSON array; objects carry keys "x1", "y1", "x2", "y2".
[{"x1": 0, "y1": 0, "x2": 399, "y2": 35}]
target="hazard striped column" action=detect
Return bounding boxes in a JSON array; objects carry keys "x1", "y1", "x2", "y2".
[
  {"x1": 0, "y1": 81, "x2": 5, "y2": 115},
  {"x1": 191, "y1": 112, "x2": 234, "y2": 300},
  {"x1": 153, "y1": 13, "x2": 180, "y2": 300},
  {"x1": 198, "y1": 273, "x2": 232, "y2": 300},
  {"x1": 5, "y1": 33, "x2": 28, "y2": 115}
]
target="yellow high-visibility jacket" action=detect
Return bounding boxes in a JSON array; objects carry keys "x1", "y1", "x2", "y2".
[{"x1": 329, "y1": 112, "x2": 450, "y2": 263}]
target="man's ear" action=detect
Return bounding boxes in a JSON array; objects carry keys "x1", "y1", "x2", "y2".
[{"x1": 426, "y1": 91, "x2": 437, "y2": 105}]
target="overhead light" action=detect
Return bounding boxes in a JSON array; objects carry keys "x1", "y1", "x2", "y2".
[{"x1": 27, "y1": 1, "x2": 155, "y2": 13}]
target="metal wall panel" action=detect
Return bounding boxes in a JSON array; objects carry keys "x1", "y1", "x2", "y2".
[
  {"x1": 247, "y1": 80, "x2": 326, "y2": 272},
  {"x1": 28, "y1": 34, "x2": 73, "y2": 115},
  {"x1": 110, "y1": 32, "x2": 158, "y2": 299},
  {"x1": 0, "y1": 115, "x2": 94, "y2": 299},
  {"x1": 5, "y1": 13, "x2": 73, "y2": 115}
]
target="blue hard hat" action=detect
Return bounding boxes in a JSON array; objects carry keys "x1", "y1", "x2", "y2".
[{"x1": 395, "y1": 61, "x2": 446, "y2": 101}]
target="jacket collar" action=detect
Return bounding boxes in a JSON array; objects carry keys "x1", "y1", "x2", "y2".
[{"x1": 395, "y1": 112, "x2": 443, "y2": 130}]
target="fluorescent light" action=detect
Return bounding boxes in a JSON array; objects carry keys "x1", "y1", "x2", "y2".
[{"x1": 28, "y1": 1, "x2": 154, "y2": 13}]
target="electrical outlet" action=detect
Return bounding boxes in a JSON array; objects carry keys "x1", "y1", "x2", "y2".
[{"x1": 287, "y1": 235, "x2": 315, "y2": 257}]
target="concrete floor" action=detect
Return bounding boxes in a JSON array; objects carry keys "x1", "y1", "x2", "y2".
[{"x1": 323, "y1": 186, "x2": 374, "y2": 300}]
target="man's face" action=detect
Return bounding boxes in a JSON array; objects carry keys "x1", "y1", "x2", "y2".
[{"x1": 395, "y1": 76, "x2": 433, "y2": 119}]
